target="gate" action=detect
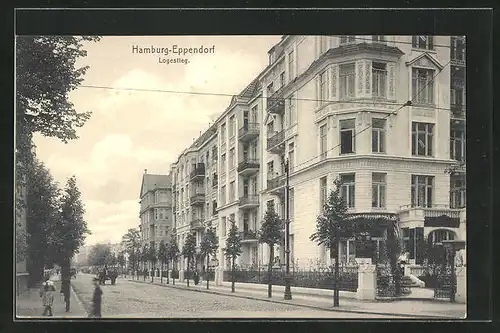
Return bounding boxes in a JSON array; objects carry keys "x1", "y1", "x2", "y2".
[{"x1": 432, "y1": 246, "x2": 455, "y2": 301}]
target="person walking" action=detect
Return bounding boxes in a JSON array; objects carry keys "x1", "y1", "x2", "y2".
[
  {"x1": 41, "y1": 283, "x2": 54, "y2": 316},
  {"x1": 89, "y1": 277, "x2": 103, "y2": 318}
]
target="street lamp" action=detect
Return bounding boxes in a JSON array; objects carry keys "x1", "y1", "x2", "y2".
[{"x1": 283, "y1": 159, "x2": 292, "y2": 300}]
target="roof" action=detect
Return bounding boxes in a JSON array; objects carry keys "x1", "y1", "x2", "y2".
[{"x1": 140, "y1": 173, "x2": 171, "y2": 198}]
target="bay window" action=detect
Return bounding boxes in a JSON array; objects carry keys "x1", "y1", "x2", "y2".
[{"x1": 340, "y1": 119, "x2": 356, "y2": 154}]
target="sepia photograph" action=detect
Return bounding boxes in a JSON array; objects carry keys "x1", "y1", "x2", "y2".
[{"x1": 15, "y1": 33, "x2": 467, "y2": 320}]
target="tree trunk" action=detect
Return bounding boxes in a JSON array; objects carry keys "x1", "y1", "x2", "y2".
[
  {"x1": 268, "y1": 245, "x2": 274, "y2": 298},
  {"x1": 166, "y1": 261, "x2": 169, "y2": 284},
  {"x1": 231, "y1": 258, "x2": 235, "y2": 293},
  {"x1": 172, "y1": 261, "x2": 175, "y2": 285},
  {"x1": 160, "y1": 261, "x2": 163, "y2": 284},
  {"x1": 186, "y1": 257, "x2": 190, "y2": 287},
  {"x1": 151, "y1": 262, "x2": 155, "y2": 283},
  {"x1": 206, "y1": 255, "x2": 210, "y2": 290},
  {"x1": 333, "y1": 239, "x2": 340, "y2": 307}
]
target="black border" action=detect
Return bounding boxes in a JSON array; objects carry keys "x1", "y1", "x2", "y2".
[{"x1": 3, "y1": 7, "x2": 495, "y2": 333}]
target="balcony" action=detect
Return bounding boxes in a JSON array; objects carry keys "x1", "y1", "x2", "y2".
[
  {"x1": 266, "y1": 130, "x2": 285, "y2": 154},
  {"x1": 237, "y1": 159, "x2": 260, "y2": 176},
  {"x1": 267, "y1": 88, "x2": 285, "y2": 114},
  {"x1": 212, "y1": 175, "x2": 218, "y2": 187},
  {"x1": 190, "y1": 218, "x2": 204, "y2": 230},
  {"x1": 239, "y1": 229, "x2": 259, "y2": 243},
  {"x1": 190, "y1": 163, "x2": 205, "y2": 181},
  {"x1": 190, "y1": 193, "x2": 205, "y2": 206},
  {"x1": 267, "y1": 174, "x2": 286, "y2": 196},
  {"x1": 239, "y1": 194, "x2": 259, "y2": 210},
  {"x1": 450, "y1": 103, "x2": 466, "y2": 119},
  {"x1": 238, "y1": 123, "x2": 260, "y2": 143},
  {"x1": 398, "y1": 204, "x2": 463, "y2": 229}
]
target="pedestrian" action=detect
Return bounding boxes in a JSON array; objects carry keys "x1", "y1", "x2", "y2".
[
  {"x1": 60, "y1": 280, "x2": 71, "y2": 312},
  {"x1": 89, "y1": 277, "x2": 103, "y2": 318},
  {"x1": 41, "y1": 283, "x2": 54, "y2": 317}
]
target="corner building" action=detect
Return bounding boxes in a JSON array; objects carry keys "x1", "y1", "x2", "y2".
[{"x1": 170, "y1": 35, "x2": 466, "y2": 271}]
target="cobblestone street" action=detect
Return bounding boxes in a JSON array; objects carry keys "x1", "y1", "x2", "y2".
[{"x1": 71, "y1": 274, "x2": 394, "y2": 318}]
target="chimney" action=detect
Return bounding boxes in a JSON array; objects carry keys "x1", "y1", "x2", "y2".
[{"x1": 144, "y1": 169, "x2": 148, "y2": 174}]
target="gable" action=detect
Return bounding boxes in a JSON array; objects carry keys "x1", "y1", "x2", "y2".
[
  {"x1": 139, "y1": 176, "x2": 147, "y2": 198},
  {"x1": 405, "y1": 52, "x2": 444, "y2": 70}
]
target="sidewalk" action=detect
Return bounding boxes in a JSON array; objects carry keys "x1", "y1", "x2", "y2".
[
  {"x1": 127, "y1": 277, "x2": 466, "y2": 319},
  {"x1": 16, "y1": 275, "x2": 88, "y2": 319}
]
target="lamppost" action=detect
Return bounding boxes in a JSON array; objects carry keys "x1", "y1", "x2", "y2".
[{"x1": 283, "y1": 159, "x2": 292, "y2": 300}]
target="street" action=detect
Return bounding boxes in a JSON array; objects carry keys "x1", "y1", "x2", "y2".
[{"x1": 71, "y1": 273, "x2": 395, "y2": 318}]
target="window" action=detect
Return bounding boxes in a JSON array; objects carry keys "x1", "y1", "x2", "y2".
[
  {"x1": 451, "y1": 36, "x2": 465, "y2": 62},
  {"x1": 372, "y1": 35, "x2": 386, "y2": 43},
  {"x1": 451, "y1": 86, "x2": 464, "y2": 109},
  {"x1": 450, "y1": 126, "x2": 466, "y2": 161},
  {"x1": 267, "y1": 121, "x2": 274, "y2": 136},
  {"x1": 289, "y1": 188, "x2": 295, "y2": 222},
  {"x1": 286, "y1": 94, "x2": 296, "y2": 126},
  {"x1": 288, "y1": 142, "x2": 295, "y2": 172},
  {"x1": 372, "y1": 62, "x2": 387, "y2": 98},
  {"x1": 372, "y1": 118, "x2": 386, "y2": 153},
  {"x1": 229, "y1": 116, "x2": 235, "y2": 137},
  {"x1": 411, "y1": 175, "x2": 434, "y2": 208},
  {"x1": 280, "y1": 71, "x2": 285, "y2": 88},
  {"x1": 340, "y1": 174, "x2": 355, "y2": 208},
  {"x1": 212, "y1": 146, "x2": 218, "y2": 162},
  {"x1": 229, "y1": 213, "x2": 235, "y2": 226},
  {"x1": 450, "y1": 174, "x2": 466, "y2": 209},
  {"x1": 412, "y1": 68, "x2": 435, "y2": 104},
  {"x1": 319, "y1": 176, "x2": 328, "y2": 211},
  {"x1": 267, "y1": 161, "x2": 274, "y2": 179},
  {"x1": 318, "y1": 71, "x2": 327, "y2": 105},
  {"x1": 267, "y1": 82, "x2": 274, "y2": 96},
  {"x1": 412, "y1": 36, "x2": 434, "y2": 50},
  {"x1": 221, "y1": 123, "x2": 226, "y2": 142},
  {"x1": 229, "y1": 181, "x2": 235, "y2": 201},
  {"x1": 220, "y1": 185, "x2": 226, "y2": 206},
  {"x1": 372, "y1": 173, "x2": 387, "y2": 208},
  {"x1": 340, "y1": 119, "x2": 356, "y2": 154},
  {"x1": 288, "y1": 50, "x2": 295, "y2": 81},
  {"x1": 319, "y1": 124, "x2": 327, "y2": 159},
  {"x1": 229, "y1": 148, "x2": 235, "y2": 168},
  {"x1": 221, "y1": 154, "x2": 227, "y2": 174},
  {"x1": 222, "y1": 216, "x2": 227, "y2": 236},
  {"x1": 340, "y1": 36, "x2": 356, "y2": 44},
  {"x1": 339, "y1": 63, "x2": 355, "y2": 99},
  {"x1": 251, "y1": 105, "x2": 258, "y2": 123},
  {"x1": 412, "y1": 122, "x2": 434, "y2": 157}
]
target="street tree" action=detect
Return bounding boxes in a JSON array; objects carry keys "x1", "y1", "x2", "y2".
[
  {"x1": 109, "y1": 252, "x2": 118, "y2": 267},
  {"x1": 167, "y1": 236, "x2": 180, "y2": 285},
  {"x1": 310, "y1": 178, "x2": 350, "y2": 307},
  {"x1": 182, "y1": 232, "x2": 197, "y2": 287},
  {"x1": 121, "y1": 228, "x2": 141, "y2": 278},
  {"x1": 200, "y1": 227, "x2": 219, "y2": 289},
  {"x1": 258, "y1": 200, "x2": 283, "y2": 298},
  {"x1": 25, "y1": 157, "x2": 61, "y2": 286},
  {"x1": 158, "y1": 240, "x2": 168, "y2": 284},
  {"x1": 88, "y1": 244, "x2": 112, "y2": 268},
  {"x1": 148, "y1": 243, "x2": 158, "y2": 282},
  {"x1": 223, "y1": 218, "x2": 243, "y2": 293},
  {"x1": 48, "y1": 176, "x2": 90, "y2": 284},
  {"x1": 117, "y1": 251, "x2": 126, "y2": 276},
  {"x1": 141, "y1": 243, "x2": 149, "y2": 281}
]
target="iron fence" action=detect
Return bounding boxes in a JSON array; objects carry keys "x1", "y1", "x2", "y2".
[
  {"x1": 222, "y1": 266, "x2": 359, "y2": 292},
  {"x1": 375, "y1": 264, "x2": 410, "y2": 297}
]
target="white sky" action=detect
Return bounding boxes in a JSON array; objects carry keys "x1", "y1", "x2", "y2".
[{"x1": 33, "y1": 35, "x2": 281, "y2": 246}]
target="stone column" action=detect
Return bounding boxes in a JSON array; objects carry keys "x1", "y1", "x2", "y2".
[
  {"x1": 356, "y1": 264, "x2": 377, "y2": 301},
  {"x1": 455, "y1": 266, "x2": 466, "y2": 303}
]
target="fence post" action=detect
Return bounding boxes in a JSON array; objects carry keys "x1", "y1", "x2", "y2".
[
  {"x1": 179, "y1": 269, "x2": 184, "y2": 282},
  {"x1": 215, "y1": 267, "x2": 224, "y2": 286},
  {"x1": 356, "y1": 264, "x2": 377, "y2": 301},
  {"x1": 455, "y1": 266, "x2": 466, "y2": 303}
]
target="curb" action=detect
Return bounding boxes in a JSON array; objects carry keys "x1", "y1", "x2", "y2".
[
  {"x1": 70, "y1": 283, "x2": 89, "y2": 317},
  {"x1": 126, "y1": 279, "x2": 460, "y2": 319}
]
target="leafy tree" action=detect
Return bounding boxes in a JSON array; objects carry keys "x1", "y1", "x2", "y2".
[
  {"x1": 141, "y1": 243, "x2": 149, "y2": 281},
  {"x1": 167, "y1": 236, "x2": 180, "y2": 285},
  {"x1": 24, "y1": 158, "x2": 61, "y2": 286},
  {"x1": 223, "y1": 218, "x2": 243, "y2": 293},
  {"x1": 182, "y1": 232, "x2": 197, "y2": 287},
  {"x1": 148, "y1": 242, "x2": 158, "y2": 282},
  {"x1": 200, "y1": 227, "x2": 219, "y2": 289},
  {"x1": 88, "y1": 244, "x2": 112, "y2": 268},
  {"x1": 117, "y1": 251, "x2": 126, "y2": 276},
  {"x1": 48, "y1": 176, "x2": 90, "y2": 282},
  {"x1": 310, "y1": 178, "x2": 350, "y2": 307},
  {"x1": 259, "y1": 201, "x2": 283, "y2": 298},
  {"x1": 109, "y1": 252, "x2": 118, "y2": 267},
  {"x1": 121, "y1": 228, "x2": 141, "y2": 278},
  {"x1": 158, "y1": 240, "x2": 168, "y2": 284}
]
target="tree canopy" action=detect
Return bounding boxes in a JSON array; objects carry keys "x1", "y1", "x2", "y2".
[
  {"x1": 182, "y1": 232, "x2": 197, "y2": 267},
  {"x1": 200, "y1": 227, "x2": 219, "y2": 262},
  {"x1": 88, "y1": 243, "x2": 113, "y2": 267},
  {"x1": 223, "y1": 218, "x2": 243, "y2": 263},
  {"x1": 167, "y1": 236, "x2": 180, "y2": 264},
  {"x1": 259, "y1": 201, "x2": 282, "y2": 248}
]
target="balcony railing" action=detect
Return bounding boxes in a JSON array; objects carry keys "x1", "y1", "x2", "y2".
[
  {"x1": 450, "y1": 103, "x2": 465, "y2": 119},
  {"x1": 190, "y1": 163, "x2": 205, "y2": 180},
  {"x1": 237, "y1": 159, "x2": 260, "y2": 175},
  {"x1": 267, "y1": 174, "x2": 286, "y2": 192},
  {"x1": 398, "y1": 204, "x2": 463, "y2": 226},
  {"x1": 238, "y1": 123, "x2": 260, "y2": 142},
  {"x1": 239, "y1": 194, "x2": 259, "y2": 208},
  {"x1": 266, "y1": 130, "x2": 285, "y2": 153},
  {"x1": 267, "y1": 88, "x2": 285, "y2": 114},
  {"x1": 190, "y1": 193, "x2": 205, "y2": 205},
  {"x1": 239, "y1": 229, "x2": 258, "y2": 242}
]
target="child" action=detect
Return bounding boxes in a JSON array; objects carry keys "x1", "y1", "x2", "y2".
[{"x1": 41, "y1": 283, "x2": 54, "y2": 316}]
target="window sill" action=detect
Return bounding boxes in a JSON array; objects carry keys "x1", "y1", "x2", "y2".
[
  {"x1": 411, "y1": 154, "x2": 434, "y2": 158},
  {"x1": 340, "y1": 152, "x2": 356, "y2": 156},
  {"x1": 372, "y1": 151, "x2": 387, "y2": 155}
]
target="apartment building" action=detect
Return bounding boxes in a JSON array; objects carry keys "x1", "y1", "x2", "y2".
[
  {"x1": 171, "y1": 125, "x2": 218, "y2": 272},
  {"x1": 167, "y1": 35, "x2": 466, "y2": 272},
  {"x1": 138, "y1": 170, "x2": 173, "y2": 256}
]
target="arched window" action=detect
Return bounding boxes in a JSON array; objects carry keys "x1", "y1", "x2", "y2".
[{"x1": 427, "y1": 229, "x2": 456, "y2": 244}]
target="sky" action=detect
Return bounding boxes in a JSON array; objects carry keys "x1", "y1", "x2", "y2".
[{"x1": 33, "y1": 35, "x2": 281, "y2": 246}]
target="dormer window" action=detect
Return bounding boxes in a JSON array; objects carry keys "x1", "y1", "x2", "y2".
[{"x1": 412, "y1": 36, "x2": 434, "y2": 50}]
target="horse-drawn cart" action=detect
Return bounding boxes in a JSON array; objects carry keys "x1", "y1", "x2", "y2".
[{"x1": 96, "y1": 267, "x2": 118, "y2": 285}]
